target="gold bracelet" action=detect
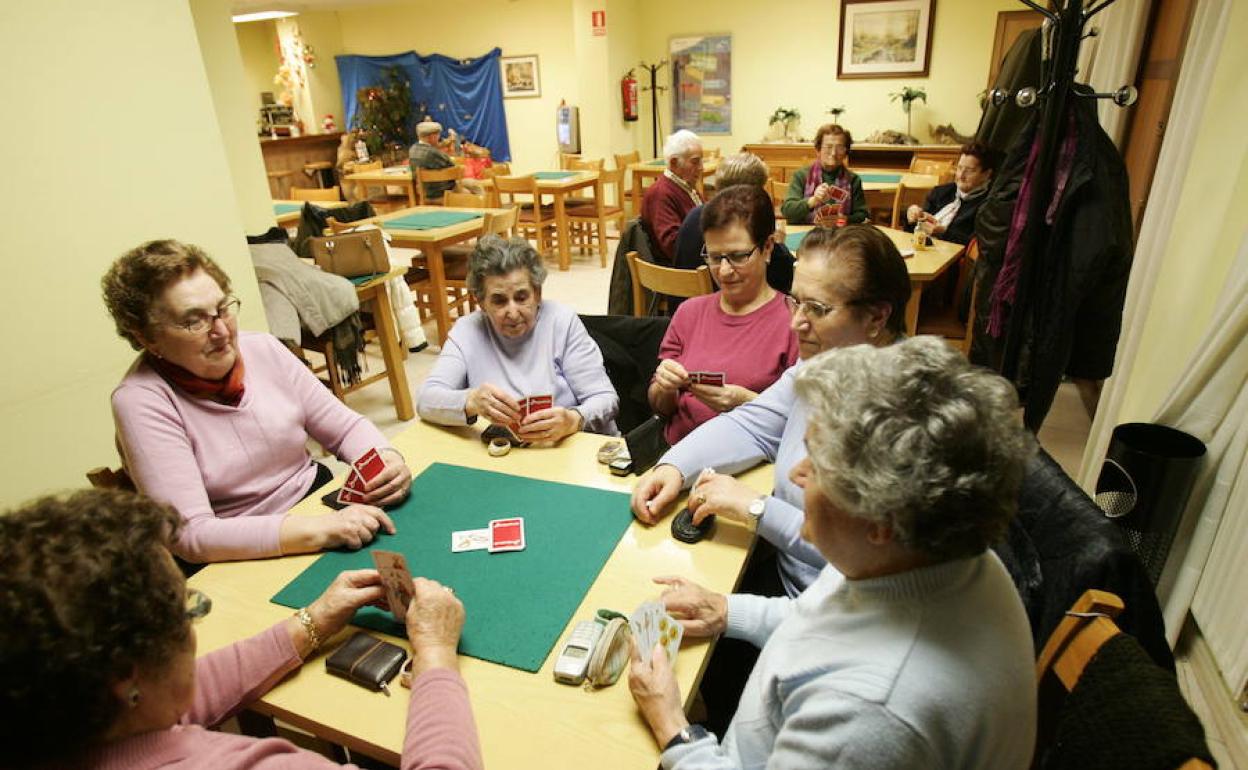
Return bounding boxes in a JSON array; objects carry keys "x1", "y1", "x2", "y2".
[{"x1": 296, "y1": 607, "x2": 322, "y2": 651}]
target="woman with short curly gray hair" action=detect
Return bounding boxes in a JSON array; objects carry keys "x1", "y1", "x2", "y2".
[
  {"x1": 419, "y1": 235, "x2": 618, "y2": 440},
  {"x1": 628, "y1": 336, "x2": 1037, "y2": 769}
]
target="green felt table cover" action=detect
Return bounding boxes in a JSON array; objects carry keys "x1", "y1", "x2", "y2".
[
  {"x1": 383, "y1": 211, "x2": 483, "y2": 230},
  {"x1": 271, "y1": 463, "x2": 633, "y2": 672},
  {"x1": 859, "y1": 172, "x2": 903, "y2": 183},
  {"x1": 533, "y1": 171, "x2": 577, "y2": 180},
  {"x1": 274, "y1": 203, "x2": 302, "y2": 214},
  {"x1": 645, "y1": 159, "x2": 666, "y2": 166},
  {"x1": 784, "y1": 231, "x2": 805, "y2": 251}
]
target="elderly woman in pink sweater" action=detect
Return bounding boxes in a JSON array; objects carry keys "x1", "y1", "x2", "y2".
[
  {"x1": 0, "y1": 488, "x2": 482, "y2": 769},
  {"x1": 104, "y1": 239, "x2": 411, "y2": 564}
]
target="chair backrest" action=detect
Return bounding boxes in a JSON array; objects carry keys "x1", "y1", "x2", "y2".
[
  {"x1": 325, "y1": 216, "x2": 364, "y2": 234},
  {"x1": 957, "y1": 238, "x2": 980, "y2": 355},
  {"x1": 910, "y1": 157, "x2": 955, "y2": 184},
  {"x1": 86, "y1": 466, "x2": 135, "y2": 491},
  {"x1": 443, "y1": 190, "x2": 488, "y2": 209},
  {"x1": 570, "y1": 158, "x2": 605, "y2": 172},
  {"x1": 416, "y1": 165, "x2": 464, "y2": 205},
  {"x1": 890, "y1": 182, "x2": 935, "y2": 229},
  {"x1": 626, "y1": 251, "x2": 713, "y2": 316},
  {"x1": 703, "y1": 146, "x2": 722, "y2": 159},
  {"x1": 614, "y1": 150, "x2": 641, "y2": 169},
  {"x1": 559, "y1": 152, "x2": 582, "y2": 169},
  {"x1": 483, "y1": 206, "x2": 519, "y2": 238},
  {"x1": 767, "y1": 178, "x2": 788, "y2": 207},
  {"x1": 482, "y1": 161, "x2": 512, "y2": 179},
  {"x1": 290, "y1": 185, "x2": 341, "y2": 202},
  {"x1": 493, "y1": 175, "x2": 547, "y2": 226},
  {"x1": 601, "y1": 168, "x2": 625, "y2": 208}
]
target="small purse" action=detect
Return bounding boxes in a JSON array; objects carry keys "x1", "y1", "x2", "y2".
[
  {"x1": 325, "y1": 631, "x2": 408, "y2": 694},
  {"x1": 584, "y1": 616, "x2": 632, "y2": 688},
  {"x1": 309, "y1": 229, "x2": 390, "y2": 278}
]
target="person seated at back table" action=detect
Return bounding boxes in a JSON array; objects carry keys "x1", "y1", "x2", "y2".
[
  {"x1": 628, "y1": 336, "x2": 1037, "y2": 769},
  {"x1": 0, "y1": 488, "x2": 482, "y2": 770},
  {"x1": 904, "y1": 140, "x2": 1001, "y2": 245},
  {"x1": 408, "y1": 120, "x2": 485, "y2": 202},
  {"x1": 780, "y1": 123, "x2": 869, "y2": 226},
  {"x1": 418, "y1": 235, "x2": 619, "y2": 440},
  {"x1": 650, "y1": 185, "x2": 798, "y2": 447},
  {"x1": 671, "y1": 152, "x2": 795, "y2": 313},
  {"x1": 642, "y1": 129, "x2": 704, "y2": 263},
  {"x1": 103, "y1": 240, "x2": 409, "y2": 564}
]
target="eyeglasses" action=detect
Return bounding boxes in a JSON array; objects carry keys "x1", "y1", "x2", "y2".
[
  {"x1": 819, "y1": 143, "x2": 849, "y2": 153},
  {"x1": 163, "y1": 297, "x2": 241, "y2": 335},
  {"x1": 185, "y1": 588, "x2": 212, "y2": 622},
  {"x1": 701, "y1": 246, "x2": 757, "y2": 269},
  {"x1": 784, "y1": 294, "x2": 858, "y2": 320}
]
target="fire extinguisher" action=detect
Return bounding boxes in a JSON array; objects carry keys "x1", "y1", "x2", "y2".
[{"x1": 621, "y1": 70, "x2": 639, "y2": 122}]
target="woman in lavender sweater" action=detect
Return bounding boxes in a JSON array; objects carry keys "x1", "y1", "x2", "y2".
[
  {"x1": 418, "y1": 235, "x2": 619, "y2": 440},
  {"x1": 0, "y1": 488, "x2": 482, "y2": 770},
  {"x1": 104, "y1": 240, "x2": 410, "y2": 564}
]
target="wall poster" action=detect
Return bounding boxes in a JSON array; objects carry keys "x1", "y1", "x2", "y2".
[{"x1": 670, "y1": 35, "x2": 731, "y2": 135}]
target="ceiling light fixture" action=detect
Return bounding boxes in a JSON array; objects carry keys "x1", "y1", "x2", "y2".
[{"x1": 232, "y1": 11, "x2": 298, "y2": 23}]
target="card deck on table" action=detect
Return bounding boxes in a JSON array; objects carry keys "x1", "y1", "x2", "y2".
[
  {"x1": 488, "y1": 517, "x2": 526, "y2": 553},
  {"x1": 371, "y1": 550, "x2": 414, "y2": 621},
  {"x1": 450, "y1": 528, "x2": 490, "y2": 553},
  {"x1": 688, "y1": 371, "x2": 726, "y2": 388},
  {"x1": 353, "y1": 448, "x2": 386, "y2": 485}
]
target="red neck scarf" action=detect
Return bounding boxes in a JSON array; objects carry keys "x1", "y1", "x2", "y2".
[{"x1": 147, "y1": 352, "x2": 246, "y2": 406}]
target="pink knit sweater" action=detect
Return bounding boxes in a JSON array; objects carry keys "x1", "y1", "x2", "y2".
[
  {"x1": 112, "y1": 332, "x2": 391, "y2": 563},
  {"x1": 85, "y1": 624, "x2": 483, "y2": 770}
]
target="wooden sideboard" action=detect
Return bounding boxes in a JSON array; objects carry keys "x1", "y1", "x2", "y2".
[
  {"x1": 742, "y1": 142, "x2": 962, "y2": 180},
  {"x1": 260, "y1": 132, "x2": 344, "y2": 196}
]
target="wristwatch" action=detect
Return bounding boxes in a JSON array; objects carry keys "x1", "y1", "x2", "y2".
[
  {"x1": 745, "y1": 496, "x2": 767, "y2": 532},
  {"x1": 664, "y1": 723, "x2": 711, "y2": 751}
]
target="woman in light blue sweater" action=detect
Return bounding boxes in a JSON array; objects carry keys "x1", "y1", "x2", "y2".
[{"x1": 628, "y1": 336, "x2": 1038, "y2": 769}]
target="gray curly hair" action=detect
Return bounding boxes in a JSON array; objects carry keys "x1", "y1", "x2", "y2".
[
  {"x1": 794, "y1": 335, "x2": 1034, "y2": 560},
  {"x1": 663, "y1": 129, "x2": 702, "y2": 160},
  {"x1": 466, "y1": 235, "x2": 548, "y2": 300}
]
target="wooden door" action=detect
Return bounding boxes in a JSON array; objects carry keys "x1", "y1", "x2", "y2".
[{"x1": 988, "y1": 10, "x2": 1044, "y2": 88}]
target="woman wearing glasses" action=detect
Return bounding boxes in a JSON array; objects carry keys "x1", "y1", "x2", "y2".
[
  {"x1": 103, "y1": 240, "x2": 410, "y2": 564},
  {"x1": 780, "y1": 124, "x2": 869, "y2": 226},
  {"x1": 648, "y1": 185, "x2": 799, "y2": 446},
  {"x1": 0, "y1": 489, "x2": 482, "y2": 769}
]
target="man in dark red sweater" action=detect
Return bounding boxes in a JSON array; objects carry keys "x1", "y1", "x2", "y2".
[{"x1": 641, "y1": 129, "x2": 704, "y2": 264}]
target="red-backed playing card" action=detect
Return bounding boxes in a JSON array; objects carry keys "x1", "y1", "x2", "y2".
[
  {"x1": 488, "y1": 517, "x2": 525, "y2": 553},
  {"x1": 337, "y1": 484, "x2": 367, "y2": 505},
  {"x1": 527, "y1": 395, "x2": 553, "y2": 414},
  {"x1": 372, "y1": 550, "x2": 413, "y2": 621},
  {"x1": 354, "y1": 448, "x2": 386, "y2": 484}
]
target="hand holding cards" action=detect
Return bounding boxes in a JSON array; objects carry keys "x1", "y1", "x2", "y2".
[
  {"x1": 629, "y1": 600, "x2": 683, "y2": 664},
  {"x1": 337, "y1": 447, "x2": 387, "y2": 505},
  {"x1": 372, "y1": 550, "x2": 414, "y2": 621},
  {"x1": 687, "y1": 371, "x2": 726, "y2": 388}
]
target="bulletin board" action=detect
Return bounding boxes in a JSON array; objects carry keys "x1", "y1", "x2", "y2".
[{"x1": 670, "y1": 34, "x2": 732, "y2": 135}]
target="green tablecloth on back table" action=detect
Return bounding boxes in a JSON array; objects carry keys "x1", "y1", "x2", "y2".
[
  {"x1": 533, "y1": 171, "x2": 577, "y2": 180},
  {"x1": 272, "y1": 462, "x2": 633, "y2": 672},
  {"x1": 785, "y1": 231, "x2": 805, "y2": 251},
  {"x1": 274, "y1": 203, "x2": 302, "y2": 215},
  {"x1": 858, "y1": 172, "x2": 904, "y2": 184},
  {"x1": 383, "y1": 211, "x2": 483, "y2": 230},
  {"x1": 645, "y1": 159, "x2": 666, "y2": 166}
]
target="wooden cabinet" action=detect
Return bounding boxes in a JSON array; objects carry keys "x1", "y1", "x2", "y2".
[
  {"x1": 742, "y1": 142, "x2": 961, "y2": 180},
  {"x1": 260, "y1": 132, "x2": 345, "y2": 194}
]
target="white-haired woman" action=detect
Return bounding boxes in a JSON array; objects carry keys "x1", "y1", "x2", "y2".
[
  {"x1": 628, "y1": 336, "x2": 1037, "y2": 769},
  {"x1": 642, "y1": 129, "x2": 704, "y2": 263},
  {"x1": 418, "y1": 236, "x2": 619, "y2": 441}
]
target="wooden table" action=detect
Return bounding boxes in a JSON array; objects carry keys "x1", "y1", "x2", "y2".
[
  {"x1": 788, "y1": 224, "x2": 964, "y2": 335},
  {"x1": 353, "y1": 266, "x2": 415, "y2": 421},
  {"x1": 342, "y1": 166, "x2": 418, "y2": 207},
  {"x1": 627, "y1": 158, "x2": 721, "y2": 217},
  {"x1": 189, "y1": 423, "x2": 771, "y2": 768},
  {"x1": 273, "y1": 199, "x2": 349, "y2": 227},
  {"x1": 478, "y1": 171, "x2": 599, "y2": 272},
  {"x1": 743, "y1": 142, "x2": 960, "y2": 180}
]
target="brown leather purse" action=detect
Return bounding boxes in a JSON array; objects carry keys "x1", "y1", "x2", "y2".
[
  {"x1": 325, "y1": 631, "x2": 408, "y2": 694},
  {"x1": 309, "y1": 229, "x2": 389, "y2": 278}
]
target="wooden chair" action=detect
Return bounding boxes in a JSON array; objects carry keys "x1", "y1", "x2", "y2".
[
  {"x1": 626, "y1": 251, "x2": 713, "y2": 316},
  {"x1": 889, "y1": 182, "x2": 935, "y2": 229},
  {"x1": 767, "y1": 178, "x2": 788, "y2": 218},
  {"x1": 443, "y1": 190, "x2": 488, "y2": 209},
  {"x1": 481, "y1": 162, "x2": 512, "y2": 179},
  {"x1": 1034, "y1": 590, "x2": 1215, "y2": 770},
  {"x1": 614, "y1": 150, "x2": 641, "y2": 169},
  {"x1": 916, "y1": 238, "x2": 980, "y2": 354},
  {"x1": 494, "y1": 175, "x2": 557, "y2": 255},
  {"x1": 566, "y1": 170, "x2": 624, "y2": 266},
  {"x1": 266, "y1": 169, "x2": 294, "y2": 199},
  {"x1": 441, "y1": 208, "x2": 522, "y2": 314},
  {"x1": 290, "y1": 185, "x2": 342, "y2": 202},
  {"x1": 86, "y1": 466, "x2": 135, "y2": 491},
  {"x1": 559, "y1": 152, "x2": 582, "y2": 169},
  {"x1": 415, "y1": 165, "x2": 464, "y2": 205},
  {"x1": 346, "y1": 160, "x2": 385, "y2": 203},
  {"x1": 910, "y1": 157, "x2": 955, "y2": 184}
]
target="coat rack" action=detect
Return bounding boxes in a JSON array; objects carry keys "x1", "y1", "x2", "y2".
[{"x1": 637, "y1": 60, "x2": 668, "y2": 158}]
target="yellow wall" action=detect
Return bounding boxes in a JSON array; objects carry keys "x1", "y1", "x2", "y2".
[
  {"x1": 1114, "y1": 0, "x2": 1248, "y2": 424},
  {"x1": 294, "y1": 11, "x2": 348, "y2": 129},
  {"x1": 0, "y1": 0, "x2": 263, "y2": 508},
  {"x1": 635, "y1": 0, "x2": 1019, "y2": 154},
  {"x1": 235, "y1": 19, "x2": 282, "y2": 114}
]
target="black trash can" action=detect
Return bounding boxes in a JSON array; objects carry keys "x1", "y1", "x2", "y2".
[{"x1": 1095, "y1": 423, "x2": 1206, "y2": 586}]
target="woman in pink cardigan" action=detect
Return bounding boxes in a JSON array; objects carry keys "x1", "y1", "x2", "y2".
[
  {"x1": 103, "y1": 239, "x2": 412, "y2": 563},
  {"x1": 0, "y1": 488, "x2": 482, "y2": 770}
]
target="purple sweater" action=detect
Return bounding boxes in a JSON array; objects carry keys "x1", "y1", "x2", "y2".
[
  {"x1": 658, "y1": 292, "x2": 798, "y2": 444},
  {"x1": 85, "y1": 624, "x2": 483, "y2": 770},
  {"x1": 112, "y1": 332, "x2": 391, "y2": 563}
]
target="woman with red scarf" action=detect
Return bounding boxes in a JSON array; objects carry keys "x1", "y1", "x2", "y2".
[
  {"x1": 103, "y1": 240, "x2": 410, "y2": 564},
  {"x1": 780, "y1": 124, "x2": 869, "y2": 226}
]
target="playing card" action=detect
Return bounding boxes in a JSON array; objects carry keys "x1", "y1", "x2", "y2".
[
  {"x1": 371, "y1": 550, "x2": 414, "y2": 621},
  {"x1": 488, "y1": 517, "x2": 526, "y2": 553},
  {"x1": 829, "y1": 185, "x2": 849, "y2": 204},
  {"x1": 337, "y1": 483, "x2": 367, "y2": 505},
  {"x1": 353, "y1": 448, "x2": 386, "y2": 484},
  {"x1": 527, "y1": 394, "x2": 553, "y2": 414},
  {"x1": 344, "y1": 469, "x2": 367, "y2": 493},
  {"x1": 656, "y1": 608, "x2": 684, "y2": 664},
  {"x1": 451, "y1": 528, "x2": 490, "y2": 552},
  {"x1": 699, "y1": 372, "x2": 725, "y2": 387}
]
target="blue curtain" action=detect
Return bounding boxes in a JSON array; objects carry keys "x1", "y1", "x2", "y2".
[{"x1": 336, "y1": 48, "x2": 511, "y2": 161}]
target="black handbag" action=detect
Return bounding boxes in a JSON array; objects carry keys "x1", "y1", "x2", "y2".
[
  {"x1": 624, "y1": 415, "x2": 670, "y2": 475},
  {"x1": 325, "y1": 631, "x2": 407, "y2": 694}
]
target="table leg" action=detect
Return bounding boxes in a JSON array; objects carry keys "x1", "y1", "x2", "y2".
[
  {"x1": 554, "y1": 191, "x2": 570, "y2": 270},
  {"x1": 405, "y1": 180, "x2": 417, "y2": 208},
  {"x1": 424, "y1": 242, "x2": 452, "y2": 346},
  {"x1": 632, "y1": 175, "x2": 642, "y2": 220},
  {"x1": 367, "y1": 283, "x2": 415, "y2": 421},
  {"x1": 905, "y1": 281, "x2": 924, "y2": 336}
]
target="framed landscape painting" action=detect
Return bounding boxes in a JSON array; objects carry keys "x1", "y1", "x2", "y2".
[
  {"x1": 838, "y1": 0, "x2": 935, "y2": 79},
  {"x1": 501, "y1": 55, "x2": 541, "y2": 98}
]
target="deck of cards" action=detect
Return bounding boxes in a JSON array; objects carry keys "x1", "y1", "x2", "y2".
[
  {"x1": 509, "y1": 394, "x2": 554, "y2": 435},
  {"x1": 688, "y1": 371, "x2": 726, "y2": 388},
  {"x1": 629, "y1": 600, "x2": 683, "y2": 664},
  {"x1": 372, "y1": 549, "x2": 414, "y2": 622},
  {"x1": 450, "y1": 517, "x2": 526, "y2": 554},
  {"x1": 338, "y1": 447, "x2": 387, "y2": 505}
]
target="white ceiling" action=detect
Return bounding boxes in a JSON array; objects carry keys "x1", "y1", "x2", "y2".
[{"x1": 230, "y1": 0, "x2": 416, "y2": 14}]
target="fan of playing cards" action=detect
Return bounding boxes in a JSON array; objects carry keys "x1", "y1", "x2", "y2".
[
  {"x1": 337, "y1": 447, "x2": 387, "y2": 505},
  {"x1": 509, "y1": 394, "x2": 553, "y2": 436},
  {"x1": 687, "y1": 371, "x2": 725, "y2": 388},
  {"x1": 629, "y1": 600, "x2": 683, "y2": 664}
]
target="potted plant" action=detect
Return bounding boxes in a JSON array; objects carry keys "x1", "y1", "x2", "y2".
[
  {"x1": 889, "y1": 86, "x2": 927, "y2": 142},
  {"x1": 826, "y1": 105, "x2": 847, "y2": 122},
  {"x1": 768, "y1": 107, "x2": 802, "y2": 142}
]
